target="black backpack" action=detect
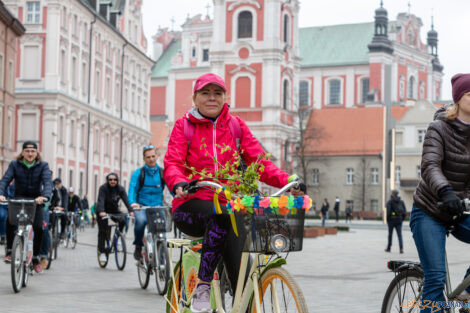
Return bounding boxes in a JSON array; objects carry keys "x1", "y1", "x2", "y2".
[
  {"x1": 391, "y1": 201, "x2": 406, "y2": 220},
  {"x1": 138, "y1": 166, "x2": 165, "y2": 192}
]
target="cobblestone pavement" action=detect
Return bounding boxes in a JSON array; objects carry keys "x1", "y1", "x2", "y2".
[{"x1": 1, "y1": 224, "x2": 469, "y2": 312}]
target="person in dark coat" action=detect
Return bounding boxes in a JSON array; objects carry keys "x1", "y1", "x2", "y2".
[
  {"x1": 409, "y1": 74, "x2": 470, "y2": 311},
  {"x1": 320, "y1": 198, "x2": 329, "y2": 227},
  {"x1": 385, "y1": 189, "x2": 406, "y2": 253},
  {"x1": 333, "y1": 196, "x2": 340, "y2": 222},
  {"x1": 50, "y1": 178, "x2": 68, "y2": 239},
  {"x1": 96, "y1": 173, "x2": 133, "y2": 262},
  {"x1": 0, "y1": 141, "x2": 52, "y2": 273},
  {"x1": 81, "y1": 194, "x2": 90, "y2": 224}
]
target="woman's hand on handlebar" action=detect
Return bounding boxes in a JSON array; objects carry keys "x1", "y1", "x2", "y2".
[
  {"x1": 99, "y1": 212, "x2": 107, "y2": 217},
  {"x1": 35, "y1": 196, "x2": 48, "y2": 205},
  {"x1": 0, "y1": 195, "x2": 5, "y2": 202}
]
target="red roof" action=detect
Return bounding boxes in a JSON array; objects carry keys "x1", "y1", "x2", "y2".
[{"x1": 303, "y1": 106, "x2": 409, "y2": 156}]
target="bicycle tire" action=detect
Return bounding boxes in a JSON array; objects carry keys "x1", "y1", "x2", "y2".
[
  {"x1": 46, "y1": 229, "x2": 53, "y2": 270},
  {"x1": 138, "y1": 242, "x2": 151, "y2": 289},
  {"x1": 167, "y1": 261, "x2": 188, "y2": 313},
  {"x1": 114, "y1": 233, "x2": 126, "y2": 271},
  {"x1": 155, "y1": 240, "x2": 170, "y2": 295},
  {"x1": 381, "y1": 270, "x2": 424, "y2": 313},
  {"x1": 70, "y1": 223, "x2": 77, "y2": 249},
  {"x1": 219, "y1": 263, "x2": 234, "y2": 312},
  {"x1": 64, "y1": 224, "x2": 70, "y2": 248},
  {"x1": 52, "y1": 219, "x2": 59, "y2": 260},
  {"x1": 97, "y1": 246, "x2": 109, "y2": 268},
  {"x1": 22, "y1": 263, "x2": 29, "y2": 287},
  {"x1": 251, "y1": 267, "x2": 308, "y2": 313},
  {"x1": 11, "y1": 235, "x2": 24, "y2": 293}
]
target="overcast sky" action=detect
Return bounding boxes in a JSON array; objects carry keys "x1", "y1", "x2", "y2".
[{"x1": 142, "y1": 0, "x2": 470, "y2": 100}]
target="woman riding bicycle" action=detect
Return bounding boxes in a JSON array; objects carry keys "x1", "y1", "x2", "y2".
[
  {"x1": 163, "y1": 73, "x2": 300, "y2": 313},
  {"x1": 410, "y1": 73, "x2": 470, "y2": 312},
  {"x1": 0, "y1": 141, "x2": 52, "y2": 273}
]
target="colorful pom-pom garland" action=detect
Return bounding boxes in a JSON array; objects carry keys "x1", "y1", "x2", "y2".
[{"x1": 225, "y1": 195, "x2": 312, "y2": 216}]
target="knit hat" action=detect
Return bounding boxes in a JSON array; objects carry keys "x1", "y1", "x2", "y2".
[{"x1": 451, "y1": 73, "x2": 470, "y2": 103}]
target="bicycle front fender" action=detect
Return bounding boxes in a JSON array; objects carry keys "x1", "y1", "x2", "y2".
[{"x1": 259, "y1": 257, "x2": 287, "y2": 277}]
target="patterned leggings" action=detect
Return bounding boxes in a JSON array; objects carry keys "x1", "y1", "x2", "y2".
[{"x1": 173, "y1": 199, "x2": 245, "y2": 290}]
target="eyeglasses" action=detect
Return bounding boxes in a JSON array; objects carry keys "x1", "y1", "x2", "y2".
[
  {"x1": 108, "y1": 179, "x2": 117, "y2": 182},
  {"x1": 143, "y1": 145, "x2": 155, "y2": 151}
]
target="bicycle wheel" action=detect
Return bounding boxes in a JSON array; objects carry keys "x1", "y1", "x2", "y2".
[
  {"x1": 70, "y1": 223, "x2": 77, "y2": 249},
  {"x1": 22, "y1": 263, "x2": 29, "y2": 287},
  {"x1": 46, "y1": 229, "x2": 53, "y2": 270},
  {"x1": 252, "y1": 267, "x2": 308, "y2": 313},
  {"x1": 155, "y1": 240, "x2": 170, "y2": 295},
  {"x1": 219, "y1": 264, "x2": 234, "y2": 312},
  {"x1": 11, "y1": 235, "x2": 24, "y2": 293},
  {"x1": 52, "y1": 220, "x2": 59, "y2": 260},
  {"x1": 114, "y1": 233, "x2": 126, "y2": 271},
  {"x1": 167, "y1": 261, "x2": 189, "y2": 313},
  {"x1": 97, "y1": 246, "x2": 109, "y2": 268},
  {"x1": 381, "y1": 270, "x2": 424, "y2": 313},
  {"x1": 138, "y1": 243, "x2": 151, "y2": 289},
  {"x1": 64, "y1": 225, "x2": 70, "y2": 248}
]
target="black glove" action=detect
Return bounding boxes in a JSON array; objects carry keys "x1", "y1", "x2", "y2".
[
  {"x1": 172, "y1": 182, "x2": 189, "y2": 194},
  {"x1": 439, "y1": 187, "x2": 463, "y2": 217}
]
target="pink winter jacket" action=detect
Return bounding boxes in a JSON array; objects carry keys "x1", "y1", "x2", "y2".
[{"x1": 163, "y1": 104, "x2": 290, "y2": 211}]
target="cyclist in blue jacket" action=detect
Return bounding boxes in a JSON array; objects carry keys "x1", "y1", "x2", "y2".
[{"x1": 128, "y1": 145, "x2": 166, "y2": 260}]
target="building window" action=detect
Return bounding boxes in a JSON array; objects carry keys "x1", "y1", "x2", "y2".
[
  {"x1": 346, "y1": 168, "x2": 354, "y2": 185},
  {"x1": 81, "y1": 62, "x2": 87, "y2": 94},
  {"x1": 283, "y1": 14, "x2": 290, "y2": 44},
  {"x1": 283, "y1": 79, "x2": 289, "y2": 110},
  {"x1": 395, "y1": 131, "x2": 403, "y2": 146},
  {"x1": 60, "y1": 50, "x2": 67, "y2": 83},
  {"x1": 94, "y1": 174, "x2": 98, "y2": 201},
  {"x1": 417, "y1": 165, "x2": 421, "y2": 178},
  {"x1": 0, "y1": 53, "x2": 3, "y2": 88},
  {"x1": 395, "y1": 165, "x2": 401, "y2": 187},
  {"x1": 361, "y1": 78, "x2": 369, "y2": 103},
  {"x1": 62, "y1": 7, "x2": 67, "y2": 29},
  {"x1": 399, "y1": 75, "x2": 405, "y2": 101},
  {"x1": 346, "y1": 200, "x2": 354, "y2": 211},
  {"x1": 202, "y1": 49, "x2": 209, "y2": 62},
  {"x1": 94, "y1": 129, "x2": 99, "y2": 152},
  {"x1": 371, "y1": 199, "x2": 379, "y2": 211},
  {"x1": 58, "y1": 168, "x2": 62, "y2": 180},
  {"x1": 408, "y1": 76, "x2": 415, "y2": 99},
  {"x1": 96, "y1": 70, "x2": 101, "y2": 100},
  {"x1": 299, "y1": 81, "x2": 309, "y2": 107},
  {"x1": 419, "y1": 81, "x2": 425, "y2": 99},
  {"x1": 105, "y1": 76, "x2": 111, "y2": 105},
  {"x1": 69, "y1": 169, "x2": 73, "y2": 188},
  {"x1": 70, "y1": 120, "x2": 75, "y2": 146},
  {"x1": 238, "y1": 11, "x2": 253, "y2": 38},
  {"x1": 20, "y1": 113, "x2": 37, "y2": 141},
  {"x1": 312, "y1": 168, "x2": 319, "y2": 185},
  {"x1": 80, "y1": 124, "x2": 86, "y2": 148},
  {"x1": 192, "y1": 47, "x2": 196, "y2": 58},
  {"x1": 23, "y1": 46, "x2": 40, "y2": 79},
  {"x1": 59, "y1": 116, "x2": 64, "y2": 142},
  {"x1": 370, "y1": 168, "x2": 379, "y2": 185},
  {"x1": 79, "y1": 171, "x2": 83, "y2": 196},
  {"x1": 8, "y1": 60, "x2": 13, "y2": 92},
  {"x1": 283, "y1": 141, "x2": 289, "y2": 162},
  {"x1": 329, "y1": 79, "x2": 341, "y2": 105},
  {"x1": 417, "y1": 129, "x2": 426, "y2": 144},
  {"x1": 71, "y1": 56, "x2": 77, "y2": 89},
  {"x1": 26, "y1": 1, "x2": 40, "y2": 24}
]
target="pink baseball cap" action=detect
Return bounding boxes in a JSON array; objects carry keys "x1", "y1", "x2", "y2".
[{"x1": 193, "y1": 73, "x2": 226, "y2": 94}]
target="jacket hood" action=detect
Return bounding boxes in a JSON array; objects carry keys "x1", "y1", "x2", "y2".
[
  {"x1": 391, "y1": 196, "x2": 401, "y2": 204},
  {"x1": 434, "y1": 104, "x2": 470, "y2": 135},
  {"x1": 106, "y1": 172, "x2": 119, "y2": 187}
]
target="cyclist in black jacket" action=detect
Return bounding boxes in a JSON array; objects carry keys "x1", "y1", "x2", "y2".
[
  {"x1": 96, "y1": 173, "x2": 133, "y2": 262},
  {"x1": 50, "y1": 178, "x2": 68, "y2": 239},
  {"x1": 0, "y1": 141, "x2": 52, "y2": 273}
]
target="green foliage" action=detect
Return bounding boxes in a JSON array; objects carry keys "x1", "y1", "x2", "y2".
[{"x1": 187, "y1": 142, "x2": 269, "y2": 196}]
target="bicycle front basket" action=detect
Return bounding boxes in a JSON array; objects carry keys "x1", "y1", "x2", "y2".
[
  {"x1": 243, "y1": 209, "x2": 305, "y2": 254},
  {"x1": 8, "y1": 199, "x2": 36, "y2": 226},
  {"x1": 146, "y1": 207, "x2": 172, "y2": 233}
]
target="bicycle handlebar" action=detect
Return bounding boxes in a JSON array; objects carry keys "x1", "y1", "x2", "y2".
[
  {"x1": 0, "y1": 199, "x2": 36, "y2": 205},
  {"x1": 437, "y1": 198, "x2": 470, "y2": 215},
  {"x1": 182, "y1": 180, "x2": 299, "y2": 198},
  {"x1": 132, "y1": 205, "x2": 171, "y2": 211}
]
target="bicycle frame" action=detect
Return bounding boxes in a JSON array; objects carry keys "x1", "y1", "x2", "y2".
[{"x1": 166, "y1": 239, "x2": 282, "y2": 313}]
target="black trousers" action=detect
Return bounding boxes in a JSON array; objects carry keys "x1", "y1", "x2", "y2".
[
  {"x1": 387, "y1": 220, "x2": 404, "y2": 250},
  {"x1": 97, "y1": 215, "x2": 125, "y2": 253},
  {"x1": 6, "y1": 205, "x2": 44, "y2": 260},
  {"x1": 173, "y1": 199, "x2": 246, "y2": 292}
]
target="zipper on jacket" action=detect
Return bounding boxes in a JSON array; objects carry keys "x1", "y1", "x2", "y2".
[{"x1": 213, "y1": 121, "x2": 218, "y2": 172}]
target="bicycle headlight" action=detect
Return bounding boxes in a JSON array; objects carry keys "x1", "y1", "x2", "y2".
[{"x1": 270, "y1": 234, "x2": 289, "y2": 253}]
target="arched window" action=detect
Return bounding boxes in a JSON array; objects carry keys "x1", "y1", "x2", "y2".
[
  {"x1": 283, "y1": 79, "x2": 290, "y2": 109},
  {"x1": 283, "y1": 14, "x2": 290, "y2": 44},
  {"x1": 329, "y1": 79, "x2": 341, "y2": 105},
  {"x1": 238, "y1": 11, "x2": 252, "y2": 38},
  {"x1": 408, "y1": 76, "x2": 415, "y2": 99}
]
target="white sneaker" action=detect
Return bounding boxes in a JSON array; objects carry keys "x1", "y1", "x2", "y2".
[{"x1": 99, "y1": 253, "x2": 107, "y2": 263}]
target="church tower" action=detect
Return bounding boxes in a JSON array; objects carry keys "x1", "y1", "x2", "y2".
[{"x1": 210, "y1": 0, "x2": 300, "y2": 172}]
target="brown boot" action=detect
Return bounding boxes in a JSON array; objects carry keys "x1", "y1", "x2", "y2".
[{"x1": 40, "y1": 258, "x2": 48, "y2": 269}]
